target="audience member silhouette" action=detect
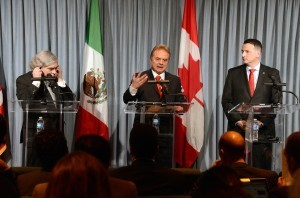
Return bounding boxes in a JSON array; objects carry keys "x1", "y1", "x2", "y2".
[
  {"x1": 110, "y1": 123, "x2": 186, "y2": 196},
  {"x1": 74, "y1": 134, "x2": 137, "y2": 198},
  {"x1": 214, "y1": 131, "x2": 278, "y2": 190},
  {"x1": 269, "y1": 131, "x2": 300, "y2": 198},
  {"x1": 289, "y1": 168, "x2": 300, "y2": 198},
  {"x1": 284, "y1": 131, "x2": 300, "y2": 177},
  {"x1": 17, "y1": 128, "x2": 68, "y2": 196},
  {"x1": 0, "y1": 115, "x2": 20, "y2": 198},
  {"x1": 190, "y1": 165, "x2": 250, "y2": 198},
  {"x1": 44, "y1": 151, "x2": 111, "y2": 198}
]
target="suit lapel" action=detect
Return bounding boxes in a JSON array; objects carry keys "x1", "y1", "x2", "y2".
[
  {"x1": 257, "y1": 65, "x2": 267, "y2": 87},
  {"x1": 164, "y1": 72, "x2": 171, "y2": 91},
  {"x1": 240, "y1": 65, "x2": 252, "y2": 97},
  {"x1": 254, "y1": 65, "x2": 267, "y2": 96}
]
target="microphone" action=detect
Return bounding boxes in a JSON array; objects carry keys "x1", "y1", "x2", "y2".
[
  {"x1": 44, "y1": 74, "x2": 61, "y2": 96},
  {"x1": 264, "y1": 74, "x2": 286, "y2": 86},
  {"x1": 264, "y1": 82, "x2": 286, "y2": 86},
  {"x1": 147, "y1": 80, "x2": 170, "y2": 84},
  {"x1": 265, "y1": 73, "x2": 299, "y2": 105},
  {"x1": 147, "y1": 79, "x2": 170, "y2": 103},
  {"x1": 162, "y1": 84, "x2": 169, "y2": 95},
  {"x1": 46, "y1": 73, "x2": 57, "y2": 86}
]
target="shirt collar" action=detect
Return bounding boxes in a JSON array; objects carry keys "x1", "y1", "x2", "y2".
[
  {"x1": 247, "y1": 63, "x2": 261, "y2": 72},
  {"x1": 152, "y1": 70, "x2": 165, "y2": 80}
]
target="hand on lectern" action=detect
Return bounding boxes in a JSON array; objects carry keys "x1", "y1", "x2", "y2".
[
  {"x1": 256, "y1": 120, "x2": 263, "y2": 128},
  {"x1": 236, "y1": 120, "x2": 247, "y2": 130},
  {"x1": 175, "y1": 106, "x2": 184, "y2": 112}
]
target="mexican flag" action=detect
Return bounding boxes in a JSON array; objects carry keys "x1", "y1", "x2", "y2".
[{"x1": 75, "y1": 0, "x2": 109, "y2": 140}]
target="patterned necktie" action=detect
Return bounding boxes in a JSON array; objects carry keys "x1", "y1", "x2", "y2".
[
  {"x1": 155, "y1": 75, "x2": 162, "y2": 98},
  {"x1": 248, "y1": 69, "x2": 255, "y2": 96}
]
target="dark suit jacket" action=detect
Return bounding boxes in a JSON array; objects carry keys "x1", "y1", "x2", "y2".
[
  {"x1": 222, "y1": 64, "x2": 282, "y2": 133},
  {"x1": 231, "y1": 162, "x2": 278, "y2": 191},
  {"x1": 16, "y1": 71, "x2": 73, "y2": 102},
  {"x1": 123, "y1": 69, "x2": 184, "y2": 104},
  {"x1": 123, "y1": 69, "x2": 185, "y2": 127},
  {"x1": 109, "y1": 159, "x2": 186, "y2": 196},
  {"x1": 16, "y1": 71, "x2": 73, "y2": 163},
  {"x1": 16, "y1": 71, "x2": 74, "y2": 130}
]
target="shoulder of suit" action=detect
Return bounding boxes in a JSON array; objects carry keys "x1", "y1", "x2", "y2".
[
  {"x1": 247, "y1": 165, "x2": 279, "y2": 176},
  {"x1": 16, "y1": 71, "x2": 32, "y2": 81},
  {"x1": 260, "y1": 64, "x2": 280, "y2": 75},
  {"x1": 228, "y1": 64, "x2": 279, "y2": 72},
  {"x1": 144, "y1": 69, "x2": 151, "y2": 74},
  {"x1": 165, "y1": 71, "x2": 180, "y2": 79},
  {"x1": 260, "y1": 64, "x2": 279, "y2": 71},
  {"x1": 228, "y1": 65, "x2": 246, "y2": 72}
]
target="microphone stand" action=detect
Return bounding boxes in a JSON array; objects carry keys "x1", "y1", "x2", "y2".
[
  {"x1": 282, "y1": 90, "x2": 299, "y2": 105},
  {"x1": 147, "y1": 80, "x2": 189, "y2": 112},
  {"x1": 31, "y1": 75, "x2": 59, "y2": 105},
  {"x1": 147, "y1": 80, "x2": 170, "y2": 105},
  {"x1": 264, "y1": 82, "x2": 299, "y2": 106},
  {"x1": 160, "y1": 84, "x2": 169, "y2": 104}
]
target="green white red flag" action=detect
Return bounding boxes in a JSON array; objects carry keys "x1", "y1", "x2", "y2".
[{"x1": 75, "y1": 0, "x2": 109, "y2": 140}]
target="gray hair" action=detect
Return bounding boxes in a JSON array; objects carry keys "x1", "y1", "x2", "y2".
[{"x1": 29, "y1": 51, "x2": 58, "y2": 70}]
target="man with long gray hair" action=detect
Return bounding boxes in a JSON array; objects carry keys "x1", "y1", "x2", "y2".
[{"x1": 16, "y1": 51, "x2": 73, "y2": 166}]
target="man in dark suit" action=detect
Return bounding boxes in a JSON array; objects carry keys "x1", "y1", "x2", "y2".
[
  {"x1": 16, "y1": 50, "x2": 73, "y2": 166},
  {"x1": 110, "y1": 123, "x2": 186, "y2": 196},
  {"x1": 123, "y1": 44, "x2": 185, "y2": 167},
  {"x1": 214, "y1": 131, "x2": 278, "y2": 191},
  {"x1": 269, "y1": 131, "x2": 300, "y2": 197},
  {"x1": 222, "y1": 39, "x2": 282, "y2": 169},
  {"x1": 123, "y1": 44, "x2": 185, "y2": 115}
]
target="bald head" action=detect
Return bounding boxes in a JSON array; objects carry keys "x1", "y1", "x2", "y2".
[{"x1": 219, "y1": 131, "x2": 245, "y2": 163}]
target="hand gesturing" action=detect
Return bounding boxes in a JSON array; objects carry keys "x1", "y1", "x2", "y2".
[{"x1": 131, "y1": 72, "x2": 148, "y2": 89}]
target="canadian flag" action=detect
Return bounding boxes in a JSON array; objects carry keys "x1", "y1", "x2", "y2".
[
  {"x1": 0, "y1": 84, "x2": 4, "y2": 116},
  {"x1": 175, "y1": 0, "x2": 204, "y2": 167},
  {"x1": 75, "y1": 0, "x2": 109, "y2": 140},
  {"x1": 0, "y1": 84, "x2": 7, "y2": 154}
]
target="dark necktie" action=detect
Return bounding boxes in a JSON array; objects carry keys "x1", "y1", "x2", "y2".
[
  {"x1": 248, "y1": 69, "x2": 255, "y2": 96},
  {"x1": 155, "y1": 75, "x2": 162, "y2": 98}
]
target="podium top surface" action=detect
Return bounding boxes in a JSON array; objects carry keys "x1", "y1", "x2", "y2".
[
  {"x1": 10, "y1": 99, "x2": 80, "y2": 113},
  {"x1": 124, "y1": 101, "x2": 192, "y2": 114},
  {"x1": 228, "y1": 103, "x2": 300, "y2": 115}
]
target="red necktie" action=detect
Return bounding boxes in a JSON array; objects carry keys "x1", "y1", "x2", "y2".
[
  {"x1": 155, "y1": 75, "x2": 162, "y2": 98},
  {"x1": 248, "y1": 69, "x2": 255, "y2": 96}
]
